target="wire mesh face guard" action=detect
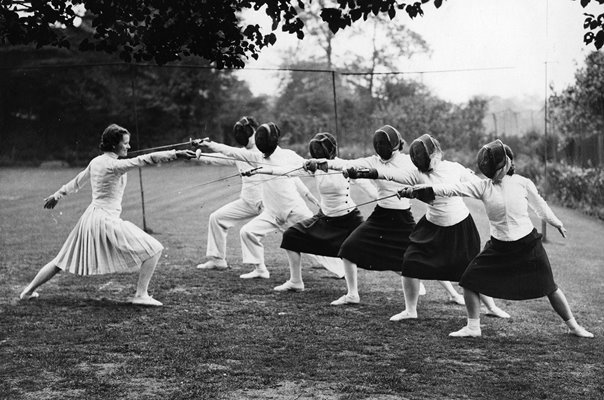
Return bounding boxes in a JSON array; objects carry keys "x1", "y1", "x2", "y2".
[
  {"x1": 255, "y1": 122, "x2": 280, "y2": 157},
  {"x1": 373, "y1": 125, "x2": 403, "y2": 160},
  {"x1": 410, "y1": 134, "x2": 442, "y2": 172},
  {"x1": 233, "y1": 117, "x2": 254, "y2": 147},
  {"x1": 309, "y1": 132, "x2": 337, "y2": 159},
  {"x1": 477, "y1": 139, "x2": 508, "y2": 179}
]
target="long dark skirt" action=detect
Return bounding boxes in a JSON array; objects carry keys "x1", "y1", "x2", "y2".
[
  {"x1": 338, "y1": 205, "x2": 415, "y2": 272},
  {"x1": 280, "y1": 208, "x2": 364, "y2": 257},
  {"x1": 402, "y1": 214, "x2": 480, "y2": 281},
  {"x1": 460, "y1": 228, "x2": 558, "y2": 300}
]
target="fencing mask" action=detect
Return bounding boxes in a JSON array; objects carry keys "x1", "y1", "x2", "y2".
[
  {"x1": 373, "y1": 125, "x2": 403, "y2": 161},
  {"x1": 477, "y1": 139, "x2": 510, "y2": 179},
  {"x1": 409, "y1": 134, "x2": 442, "y2": 173},
  {"x1": 233, "y1": 116, "x2": 258, "y2": 147},
  {"x1": 309, "y1": 132, "x2": 337, "y2": 159},
  {"x1": 255, "y1": 122, "x2": 281, "y2": 157}
]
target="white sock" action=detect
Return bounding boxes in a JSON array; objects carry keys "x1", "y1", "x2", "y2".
[
  {"x1": 467, "y1": 318, "x2": 480, "y2": 330},
  {"x1": 564, "y1": 317, "x2": 579, "y2": 330}
]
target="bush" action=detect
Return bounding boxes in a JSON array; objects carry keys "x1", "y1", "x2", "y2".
[{"x1": 545, "y1": 163, "x2": 604, "y2": 220}]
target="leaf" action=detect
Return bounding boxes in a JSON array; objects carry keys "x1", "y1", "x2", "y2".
[
  {"x1": 435, "y1": 0, "x2": 443, "y2": 8},
  {"x1": 388, "y1": 7, "x2": 396, "y2": 19},
  {"x1": 584, "y1": 31, "x2": 595, "y2": 44},
  {"x1": 595, "y1": 29, "x2": 604, "y2": 49},
  {"x1": 580, "y1": 0, "x2": 591, "y2": 7}
]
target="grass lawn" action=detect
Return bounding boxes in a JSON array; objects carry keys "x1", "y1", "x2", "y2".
[{"x1": 1, "y1": 163, "x2": 603, "y2": 400}]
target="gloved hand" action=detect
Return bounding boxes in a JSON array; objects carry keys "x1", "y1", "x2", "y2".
[
  {"x1": 191, "y1": 138, "x2": 209, "y2": 148},
  {"x1": 303, "y1": 160, "x2": 318, "y2": 173},
  {"x1": 397, "y1": 185, "x2": 436, "y2": 204},
  {"x1": 396, "y1": 187, "x2": 414, "y2": 199},
  {"x1": 343, "y1": 167, "x2": 378, "y2": 179},
  {"x1": 241, "y1": 167, "x2": 261, "y2": 177},
  {"x1": 413, "y1": 186, "x2": 436, "y2": 204},
  {"x1": 304, "y1": 159, "x2": 328, "y2": 173}
]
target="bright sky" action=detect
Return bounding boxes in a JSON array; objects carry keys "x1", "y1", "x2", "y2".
[{"x1": 236, "y1": 0, "x2": 602, "y2": 103}]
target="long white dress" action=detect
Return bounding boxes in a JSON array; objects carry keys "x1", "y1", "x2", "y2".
[{"x1": 50, "y1": 151, "x2": 177, "y2": 275}]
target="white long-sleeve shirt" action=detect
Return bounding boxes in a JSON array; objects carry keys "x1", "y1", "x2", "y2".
[
  {"x1": 376, "y1": 160, "x2": 481, "y2": 226},
  {"x1": 328, "y1": 152, "x2": 414, "y2": 210},
  {"x1": 432, "y1": 174, "x2": 562, "y2": 241},
  {"x1": 53, "y1": 151, "x2": 177, "y2": 214},
  {"x1": 195, "y1": 151, "x2": 263, "y2": 207},
  {"x1": 268, "y1": 157, "x2": 379, "y2": 217},
  {"x1": 204, "y1": 142, "x2": 314, "y2": 221}
]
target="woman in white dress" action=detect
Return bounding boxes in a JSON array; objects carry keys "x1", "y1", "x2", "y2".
[
  {"x1": 405, "y1": 140, "x2": 593, "y2": 338},
  {"x1": 19, "y1": 124, "x2": 195, "y2": 306}
]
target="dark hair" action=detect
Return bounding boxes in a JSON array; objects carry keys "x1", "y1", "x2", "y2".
[{"x1": 99, "y1": 124, "x2": 130, "y2": 152}]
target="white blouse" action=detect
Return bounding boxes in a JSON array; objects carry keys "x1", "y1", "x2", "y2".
[
  {"x1": 195, "y1": 151, "x2": 263, "y2": 207},
  {"x1": 204, "y1": 143, "x2": 314, "y2": 221},
  {"x1": 432, "y1": 174, "x2": 562, "y2": 241},
  {"x1": 53, "y1": 151, "x2": 177, "y2": 214},
  {"x1": 377, "y1": 160, "x2": 480, "y2": 226},
  {"x1": 328, "y1": 152, "x2": 414, "y2": 210}
]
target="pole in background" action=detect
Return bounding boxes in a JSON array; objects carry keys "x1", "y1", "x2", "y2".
[
  {"x1": 542, "y1": 62, "x2": 548, "y2": 242},
  {"x1": 541, "y1": 0, "x2": 550, "y2": 242},
  {"x1": 130, "y1": 65, "x2": 151, "y2": 233},
  {"x1": 331, "y1": 70, "x2": 339, "y2": 156}
]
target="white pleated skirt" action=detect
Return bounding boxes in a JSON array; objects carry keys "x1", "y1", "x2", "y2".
[{"x1": 51, "y1": 204, "x2": 163, "y2": 275}]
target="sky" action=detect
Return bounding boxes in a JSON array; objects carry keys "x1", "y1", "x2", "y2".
[{"x1": 235, "y1": 0, "x2": 603, "y2": 104}]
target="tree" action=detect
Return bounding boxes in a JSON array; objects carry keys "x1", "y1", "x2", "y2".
[
  {"x1": 549, "y1": 51, "x2": 604, "y2": 141},
  {"x1": 2, "y1": 1, "x2": 602, "y2": 68},
  {"x1": 0, "y1": 27, "x2": 269, "y2": 164}
]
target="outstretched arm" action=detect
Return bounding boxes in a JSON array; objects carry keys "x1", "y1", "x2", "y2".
[
  {"x1": 112, "y1": 150, "x2": 195, "y2": 175},
  {"x1": 44, "y1": 164, "x2": 91, "y2": 208},
  {"x1": 526, "y1": 180, "x2": 566, "y2": 237},
  {"x1": 195, "y1": 140, "x2": 261, "y2": 165},
  {"x1": 432, "y1": 179, "x2": 486, "y2": 199}
]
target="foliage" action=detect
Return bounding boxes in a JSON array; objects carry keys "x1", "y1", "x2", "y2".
[
  {"x1": 373, "y1": 79, "x2": 490, "y2": 151},
  {"x1": 546, "y1": 163, "x2": 604, "y2": 220},
  {"x1": 0, "y1": 37, "x2": 269, "y2": 165},
  {"x1": 273, "y1": 64, "x2": 490, "y2": 153},
  {"x1": 1, "y1": 1, "x2": 601, "y2": 68},
  {"x1": 549, "y1": 51, "x2": 604, "y2": 143},
  {"x1": 581, "y1": 0, "x2": 604, "y2": 49}
]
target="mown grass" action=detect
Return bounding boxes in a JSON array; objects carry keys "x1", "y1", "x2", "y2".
[{"x1": 1, "y1": 163, "x2": 603, "y2": 400}]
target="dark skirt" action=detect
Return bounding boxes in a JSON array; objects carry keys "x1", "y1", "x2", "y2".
[
  {"x1": 459, "y1": 228, "x2": 558, "y2": 300},
  {"x1": 402, "y1": 214, "x2": 480, "y2": 281},
  {"x1": 280, "y1": 208, "x2": 364, "y2": 257},
  {"x1": 338, "y1": 205, "x2": 415, "y2": 272}
]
